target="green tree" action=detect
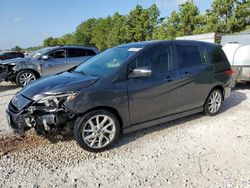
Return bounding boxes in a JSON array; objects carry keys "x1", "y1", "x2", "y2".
[
  {"x1": 106, "y1": 12, "x2": 128, "y2": 47},
  {"x1": 204, "y1": 0, "x2": 250, "y2": 33},
  {"x1": 43, "y1": 37, "x2": 60, "y2": 47},
  {"x1": 153, "y1": 1, "x2": 202, "y2": 39},
  {"x1": 74, "y1": 18, "x2": 97, "y2": 46},
  {"x1": 91, "y1": 17, "x2": 112, "y2": 51},
  {"x1": 59, "y1": 33, "x2": 76, "y2": 45},
  {"x1": 179, "y1": 1, "x2": 201, "y2": 35},
  {"x1": 126, "y1": 4, "x2": 160, "y2": 42},
  {"x1": 153, "y1": 11, "x2": 181, "y2": 40},
  {"x1": 12, "y1": 46, "x2": 22, "y2": 52}
]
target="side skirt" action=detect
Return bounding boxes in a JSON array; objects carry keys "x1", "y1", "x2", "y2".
[{"x1": 123, "y1": 107, "x2": 203, "y2": 134}]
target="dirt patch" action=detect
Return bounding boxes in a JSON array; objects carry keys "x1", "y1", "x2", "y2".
[{"x1": 0, "y1": 131, "x2": 49, "y2": 157}]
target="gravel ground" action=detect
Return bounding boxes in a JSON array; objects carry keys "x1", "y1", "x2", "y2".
[{"x1": 0, "y1": 81, "x2": 250, "y2": 187}]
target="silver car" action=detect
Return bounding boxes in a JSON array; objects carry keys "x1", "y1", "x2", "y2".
[{"x1": 0, "y1": 46, "x2": 99, "y2": 87}]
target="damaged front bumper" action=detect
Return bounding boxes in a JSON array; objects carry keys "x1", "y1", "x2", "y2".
[
  {"x1": 6, "y1": 93, "x2": 76, "y2": 135},
  {"x1": 0, "y1": 64, "x2": 16, "y2": 82}
]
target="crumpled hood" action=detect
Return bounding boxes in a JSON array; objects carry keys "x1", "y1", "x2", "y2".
[
  {"x1": 21, "y1": 71, "x2": 99, "y2": 100},
  {"x1": 0, "y1": 57, "x2": 30, "y2": 65}
]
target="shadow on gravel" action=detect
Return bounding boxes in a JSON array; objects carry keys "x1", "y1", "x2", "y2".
[
  {"x1": 116, "y1": 113, "x2": 204, "y2": 149},
  {"x1": 220, "y1": 90, "x2": 247, "y2": 112},
  {"x1": 233, "y1": 83, "x2": 250, "y2": 90},
  {"x1": 116, "y1": 90, "x2": 247, "y2": 149},
  {"x1": 0, "y1": 82, "x2": 19, "y2": 92}
]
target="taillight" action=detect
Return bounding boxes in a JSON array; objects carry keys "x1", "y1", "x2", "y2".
[{"x1": 226, "y1": 69, "x2": 233, "y2": 76}]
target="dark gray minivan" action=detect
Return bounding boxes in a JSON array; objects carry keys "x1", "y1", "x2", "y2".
[{"x1": 6, "y1": 40, "x2": 234, "y2": 152}]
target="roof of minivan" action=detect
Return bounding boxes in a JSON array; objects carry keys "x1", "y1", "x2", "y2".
[{"x1": 116, "y1": 40, "x2": 219, "y2": 49}]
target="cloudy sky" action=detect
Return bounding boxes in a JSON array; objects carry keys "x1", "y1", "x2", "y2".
[{"x1": 0, "y1": 0, "x2": 212, "y2": 50}]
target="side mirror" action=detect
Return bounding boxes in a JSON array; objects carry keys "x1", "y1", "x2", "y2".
[
  {"x1": 41, "y1": 55, "x2": 49, "y2": 60},
  {"x1": 129, "y1": 67, "x2": 152, "y2": 78}
]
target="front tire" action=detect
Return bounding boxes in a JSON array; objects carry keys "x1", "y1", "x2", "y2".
[
  {"x1": 74, "y1": 110, "x2": 120, "y2": 152},
  {"x1": 16, "y1": 70, "x2": 37, "y2": 87},
  {"x1": 204, "y1": 89, "x2": 223, "y2": 116}
]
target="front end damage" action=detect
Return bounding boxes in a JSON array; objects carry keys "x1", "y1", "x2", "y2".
[
  {"x1": 0, "y1": 64, "x2": 16, "y2": 82},
  {"x1": 6, "y1": 93, "x2": 77, "y2": 136}
]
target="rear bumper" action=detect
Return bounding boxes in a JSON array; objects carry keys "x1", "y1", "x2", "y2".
[
  {"x1": 224, "y1": 87, "x2": 231, "y2": 99},
  {"x1": 224, "y1": 76, "x2": 234, "y2": 99}
]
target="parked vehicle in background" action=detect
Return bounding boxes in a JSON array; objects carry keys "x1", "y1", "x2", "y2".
[
  {"x1": 223, "y1": 43, "x2": 250, "y2": 83},
  {"x1": 0, "y1": 51, "x2": 24, "y2": 61},
  {"x1": 0, "y1": 46, "x2": 99, "y2": 87},
  {"x1": 6, "y1": 40, "x2": 234, "y2": 152}
]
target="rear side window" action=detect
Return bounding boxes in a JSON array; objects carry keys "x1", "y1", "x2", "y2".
[
  {"x1": 129, "y1": 46, "x2": 173, "y2": 75},
  {"x1": 48, "y1": 50, "x2": 66, "y2": 59},
  {"x1": 86, "y1": 49, "x2": 96, "y2": 56},
  {"x1": 177, "y1": 45, "x2": 202, "y2": 67},
  {"x1": 67, "y1": 48, "x2": 87, "y2": 57},
  {"x1": 208, "y1": 46, "x2": 228, "y2": 64}
]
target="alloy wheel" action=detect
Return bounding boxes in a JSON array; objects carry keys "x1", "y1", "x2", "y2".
[
  {"x1": 208, "y1": 91, "x2": 222, "y2": 114},
  {"x1": 82, "y1": 115, "x2": 116, "y2": 149},
  {"x1": 19, "y1": 72, "x2": 36, "y2": 86}
]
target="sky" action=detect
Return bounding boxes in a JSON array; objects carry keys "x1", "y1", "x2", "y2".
[{"x1": 0, "y1": 0, "x2": 212, "y2": 50}]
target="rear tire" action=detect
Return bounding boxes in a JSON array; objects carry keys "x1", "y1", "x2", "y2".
[
  {"x1": 74, "y1": 110, "x2": 120, "y2": 152},
  {"x1": 204, "y1": 89, "x2": 223, "y2": 116},
  {"x1": 16, "y1": 70, "x2": 37, "y2": 87}
]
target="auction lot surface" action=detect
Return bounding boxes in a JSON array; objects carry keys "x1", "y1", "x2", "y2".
[{"x1": 0, "y1": 82, "x2": 250, "y2": 187}]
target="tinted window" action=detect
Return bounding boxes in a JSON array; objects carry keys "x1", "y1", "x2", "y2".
[
  {"x1": 199, "y1": 46, "x2": 210, "y2": 64},
  {"x1": 86, "y1": 49, "x2": 96, "y2": 56},
  {"x1": 48, "y1": 50, "x2": 66, "y2": 59},
  {"x1": 208, "y1": 46, "x2": 228, "y2": 64},
  {"x1": 129, "y1": 46, "x2": 173, "y2": 75},
  {"x1": 177, "y1": 45, "x2": 202, "y2": 67},
  {"x1": 68, "y1": 48, "x2": 86, "y2": 57}
]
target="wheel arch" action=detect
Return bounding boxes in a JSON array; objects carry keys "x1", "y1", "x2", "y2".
[
  {"x1": 204, "y1": 85, "x2": 225, "y2": 107},
  {"x1": 16, "y1": 69, "x2": 41, "y2": 79},
  {"x1": 210, "y1": 85, "x2": 225, "y2": 100},
  {"x1": 77, "y1": 106, "x2": 124, "y2": 135}
]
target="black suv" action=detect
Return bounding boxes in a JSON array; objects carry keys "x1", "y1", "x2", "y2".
[
  {"x1": 6, "y1": 40, "x2": 234, "y2": 152},
  {"x1": 0, "y1": 51, "x2": 24, "y2": 60}
]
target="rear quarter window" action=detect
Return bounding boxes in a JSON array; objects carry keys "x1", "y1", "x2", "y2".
[
  {"x1": 208, "y1": 46, "x2": 228, "y2": 64},
  {"x1": 86, "y1": 49, "x2": 96, "y2": 56},
  {"x1": 67, "y1": 48, "x2": 87, "y2": 57}
]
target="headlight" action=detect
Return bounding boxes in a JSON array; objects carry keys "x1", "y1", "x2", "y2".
[{"x1": 33, "y1": 92, "x2": 78, "y2": 105}]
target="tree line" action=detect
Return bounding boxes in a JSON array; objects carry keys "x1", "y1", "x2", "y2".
[{"x1": 18, "y1": 0, "x2": 250, "y2": 51}]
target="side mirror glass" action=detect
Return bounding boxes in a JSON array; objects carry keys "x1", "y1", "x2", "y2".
[
  {"x1": 41, "y1": 55, "x2": 49, "y2": 60},
  {"x1": 129, "y1": 67, "x2": 152, "y2": 78}
]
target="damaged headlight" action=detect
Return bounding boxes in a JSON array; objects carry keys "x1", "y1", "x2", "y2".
[{"x1": 33, "y1": 92, "x2": 78, "y2": 107}]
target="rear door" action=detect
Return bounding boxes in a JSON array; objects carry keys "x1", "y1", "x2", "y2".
[
  {"x1": 127, "y1": 44, "x2": 179, "y2": 125},
  {"x1": 41, "y1": 48, "x2": 68, "y2": 76},
  {"x1": 175, "y1": 44, "x2": 214, "y2": 113}
]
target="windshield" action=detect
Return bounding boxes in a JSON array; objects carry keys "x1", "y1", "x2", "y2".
[
  {"x1": 27, "y1": 47, "x2": 54, "y2": 59},
  {"x1": 74, "y1": 47, "x2": 140, "y2": 76}
]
